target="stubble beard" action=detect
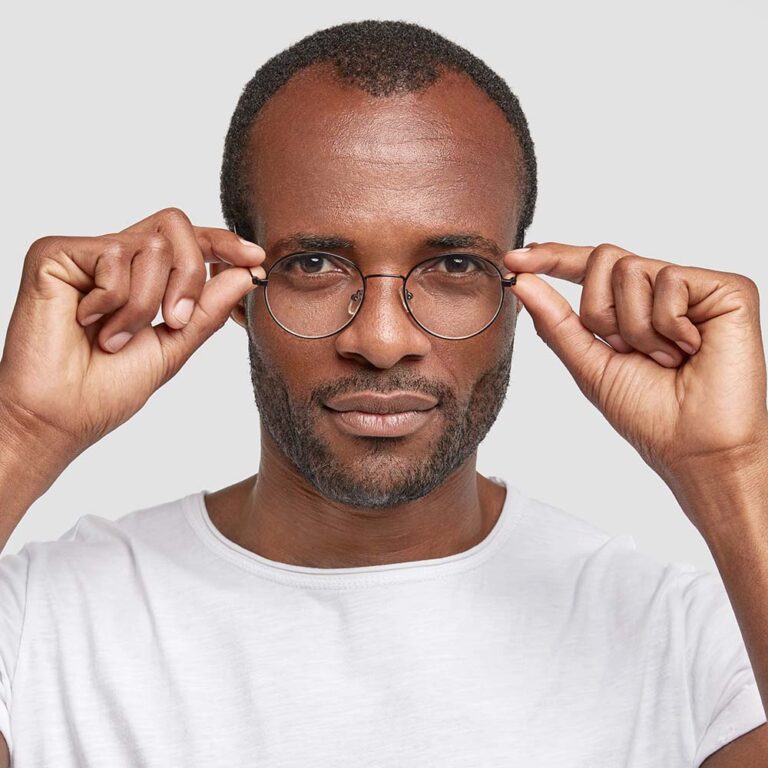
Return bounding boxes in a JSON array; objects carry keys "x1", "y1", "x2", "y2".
[{"x1": 246, "y1": 331, "x2": 515, "y2": 509}]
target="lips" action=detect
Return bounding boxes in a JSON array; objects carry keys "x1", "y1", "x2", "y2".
[{"x1": 323, "y1": 391, "x2": 439, "y2": 414}]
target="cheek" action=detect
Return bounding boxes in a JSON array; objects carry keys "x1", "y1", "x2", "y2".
[
  {"x1": 246, "y1": 291, "x2": 336, "y2": 390},
  {"x1": 444, "y1": 299, "x2": 516, "y2": 380}
]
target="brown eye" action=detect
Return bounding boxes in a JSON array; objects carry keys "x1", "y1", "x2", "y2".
[
  {"x1": 289, "y1": 253, "x2": 332, "y2": 274},
  {"x1": 442, "y1": 255, "x2": 479, "y2": 273}
]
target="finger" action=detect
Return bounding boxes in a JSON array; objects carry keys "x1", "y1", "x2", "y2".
[
  {"x1": 193, "y1": 226, "x2": 266, "y2": 266},
  {"x1": 96, "y1": 236, "x2": 174, "y2": 353},
  {"x1": 509, "y1": 272, "x2": 616, "y2": 402},
  {"x1": 121, "y1": 208, "x2": 266, "y2": 266},
  {"x1": 503, "y1": 242, "x2": 596, "y2": 284},
  {"x1": 74, "y1": 234, "x2": 143, "y2": 325},
  {"x1": 651, "y1": 266, "x2": 704, "y2": 355},
  {"x1": 503, "y1": 241, "x2": 674, "y2": 288},
  {"x1": 577, "y1": 244, "x2": 635, "y2": 353},
  {"x1": 150, "y1": 266, "x2": 259, "y2": 381},
  {"x1": 121, "y1": 208, "x2": 209, "y2": 330},
  {"x1": 611, "y1": 256, "x2": 686, "y2": 367}
]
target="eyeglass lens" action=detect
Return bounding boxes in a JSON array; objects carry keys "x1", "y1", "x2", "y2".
[{"x1": 264, "y1": 252, "x2": 504, "y2": 339}]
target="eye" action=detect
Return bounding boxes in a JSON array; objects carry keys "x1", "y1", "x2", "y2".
[
  {"x1": 283, "y1": 252, "x2": 345, "y2": 275},
  {"x1": 429, "y1": 254, "x2": 485, "y2": 274}
]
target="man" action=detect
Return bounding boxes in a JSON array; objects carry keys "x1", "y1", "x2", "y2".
[{"x1": 0, "y1": 18, "x2": 766, "y2": 766}]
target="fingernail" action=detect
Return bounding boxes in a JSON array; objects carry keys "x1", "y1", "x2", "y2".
[
  {"x1": 173, "y1": 297, "x2": 194, "y2": 324},
  {"x1": 105, "y1": 331, "x2": 132, "y2": 353},
  {"x1": 82, "y1": 313, "x2": 104, "y2": 326},
  {"x1": 237, "y1": 236, "x2": 263, "y2": 251},
  {"x1": 650, "y1": 350, "x2": 677, "y2": 367},
  {"x1": 508, "y1": 247, "x2": 531, "y2": 255},
  {"x1": 678, "y1": 340, "x2": 696, "y2": 355}
]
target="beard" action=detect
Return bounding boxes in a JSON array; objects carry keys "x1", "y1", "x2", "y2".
[{"x1": 246, "y1": 330, "x2": 515, "y2": 509}]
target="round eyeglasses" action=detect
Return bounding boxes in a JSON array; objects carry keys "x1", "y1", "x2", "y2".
[{"x1": 250, "y1": 251, "x2": 517, "y2": 340}]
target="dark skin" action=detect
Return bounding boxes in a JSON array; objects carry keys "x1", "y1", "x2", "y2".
[
  {"x1": 198, "y1": 60, "x2": 768, "y2": 766},
  {"x1": 206, "y1": 63, "x2": 523, "y2": 568}
]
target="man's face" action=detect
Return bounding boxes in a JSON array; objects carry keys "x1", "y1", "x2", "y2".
[{"x1": 224, "y1": 63, "x2": 524, "y2": 507}]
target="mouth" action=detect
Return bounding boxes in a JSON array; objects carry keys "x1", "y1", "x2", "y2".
[
  {"x1": 322, "y1": 391, "x2": 439, "y2": 438},
  {"x1": 324, "y1": 408, "x2": 438, "y2": 438}
]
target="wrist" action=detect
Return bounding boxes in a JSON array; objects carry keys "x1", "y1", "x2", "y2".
[
  {"x1": 662, "y1": 439, "x2": 768, "y2": 543},
  {"x1": 0, "y1": 396, "x2": 82, "y2": 492}
]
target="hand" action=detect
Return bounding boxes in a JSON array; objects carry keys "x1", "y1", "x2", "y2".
[
  {"x1": 504, "y1": 241, "x2": 768, "y2": 484},
  {"x1": 0, "y1": 207, "x2": 266, "y2": 457}
]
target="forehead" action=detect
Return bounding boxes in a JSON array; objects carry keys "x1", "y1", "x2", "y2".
[{"x1": 244, "y1": 63, "x2": 522, "y2": 249}]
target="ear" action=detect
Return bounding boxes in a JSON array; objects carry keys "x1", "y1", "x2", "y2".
[{"x1": 209, "y1": 262, "x2": 248, "y2": 328}]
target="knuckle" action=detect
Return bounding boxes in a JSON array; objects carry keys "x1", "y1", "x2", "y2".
[
  {"x1": 28, "y1": 235, "x2": 62, "y2": 256},
  {"x1": 736, "y1": 273, "x2": 759, "y2": 297},
  {"x1": 99, "y1": 238, "x2": 132, "y2": 261},
  {"x1": 656, "y1": 264, "x2": 684, "y2": 283},
  {"x1": 156, "y1": 206, "x2": 191, "y2": 228},
  {"x1": 24, "y1": 236, "x2": 63, "y2": 275},
  {"x1": 614, "y1": 253, "x2": 642, "y2": 272},
  {"x1": 142, "y1": 233, "x2": 173, "y2": 255},
  {"x1": 611, "y1": 256, "x2": 644, "y2": 289},
  {"x1": 591, "y1": 243, "x2": 621, "y2": 261}
]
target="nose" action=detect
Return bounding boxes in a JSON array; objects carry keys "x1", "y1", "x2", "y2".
[{"x1": 334, "y1": 274, "x2": 432, "y2": 369}]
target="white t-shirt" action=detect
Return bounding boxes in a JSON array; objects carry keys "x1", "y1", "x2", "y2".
[{"x1": 0, "y1": 477, "x2": 764, "y2": 766}]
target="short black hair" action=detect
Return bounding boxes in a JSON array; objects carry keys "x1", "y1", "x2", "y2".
[{"x1": 220, "y1": 19, "x2": 537, "y2": 248}]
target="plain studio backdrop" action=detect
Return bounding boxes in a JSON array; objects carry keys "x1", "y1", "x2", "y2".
[{"x1": 1, "y1": 1, "x2": 766, "y2": 581}]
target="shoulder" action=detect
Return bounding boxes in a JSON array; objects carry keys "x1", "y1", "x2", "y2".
[
  {"x1": 505, "y1": 482, "x2": 722, "y2": 619},
  {"x1": 2, "y1": 492, "x2": 202, "y2": 583}
]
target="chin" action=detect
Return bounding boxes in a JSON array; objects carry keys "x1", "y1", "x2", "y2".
[{"x1": 299, "y1": 437, "x2": 466, "y2": 509}]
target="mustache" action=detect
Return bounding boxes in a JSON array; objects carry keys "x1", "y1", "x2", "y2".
[{"x1": 308, "y1": 370, "x2": 457, "y2": 409}]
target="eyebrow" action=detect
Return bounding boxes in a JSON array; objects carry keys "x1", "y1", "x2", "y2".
[{"x1": 271, "y1": 232, "x2": 503, "y2": 257}]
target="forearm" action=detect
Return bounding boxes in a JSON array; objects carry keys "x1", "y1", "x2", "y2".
[{"x1": 665, "y1": 446, "x2": 768, "y2": 714}]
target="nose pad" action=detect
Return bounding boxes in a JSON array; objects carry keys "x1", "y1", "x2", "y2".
[{"x1": 347, "y1": 289, "x2": 363, "y2": 317}]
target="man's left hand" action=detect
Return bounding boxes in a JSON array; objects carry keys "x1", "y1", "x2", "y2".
[{"x1": 504, "y1": 241, "x2": 768, "y2": 526}]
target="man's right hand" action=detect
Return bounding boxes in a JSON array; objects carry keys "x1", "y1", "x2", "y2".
[{"x1": 0, "y1": 207, "x2": 266, "y2": 460}]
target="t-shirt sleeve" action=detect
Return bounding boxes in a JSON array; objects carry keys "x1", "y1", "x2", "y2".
[
  {"x1": 0, "y1": 545, "x2": 32, "y2": 757},
  {"x1": 677, "y1": 566, "x2": 768, "y2": 766}
]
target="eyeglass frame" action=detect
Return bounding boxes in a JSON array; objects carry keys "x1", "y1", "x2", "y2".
[{"x1": 247, "y1": 249, "x2": 518, "y2": 341}]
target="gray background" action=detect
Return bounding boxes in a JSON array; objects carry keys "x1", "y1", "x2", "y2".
[{"x1": 2, "y1": 1, "x2": 766, "y2": 580}]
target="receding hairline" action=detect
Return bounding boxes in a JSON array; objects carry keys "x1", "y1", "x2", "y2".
[
  {"x1": 252, "y1": 62, "x2": 521, "y2": 158},
  {"x1": 220, "y1": 19, "x2": 537, "y2": 246}
]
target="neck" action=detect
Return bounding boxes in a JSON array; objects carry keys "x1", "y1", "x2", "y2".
[{"x1": 205, "y1": 431, "x2": 507, "y2": 569}]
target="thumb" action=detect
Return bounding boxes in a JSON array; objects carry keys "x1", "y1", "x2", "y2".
[
  {"x1": 154, "y1": 265, "x2": 257, "y2": 375},
  {"x1": 510, "y1": 272, "x2": 615, "y2": 396}
]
